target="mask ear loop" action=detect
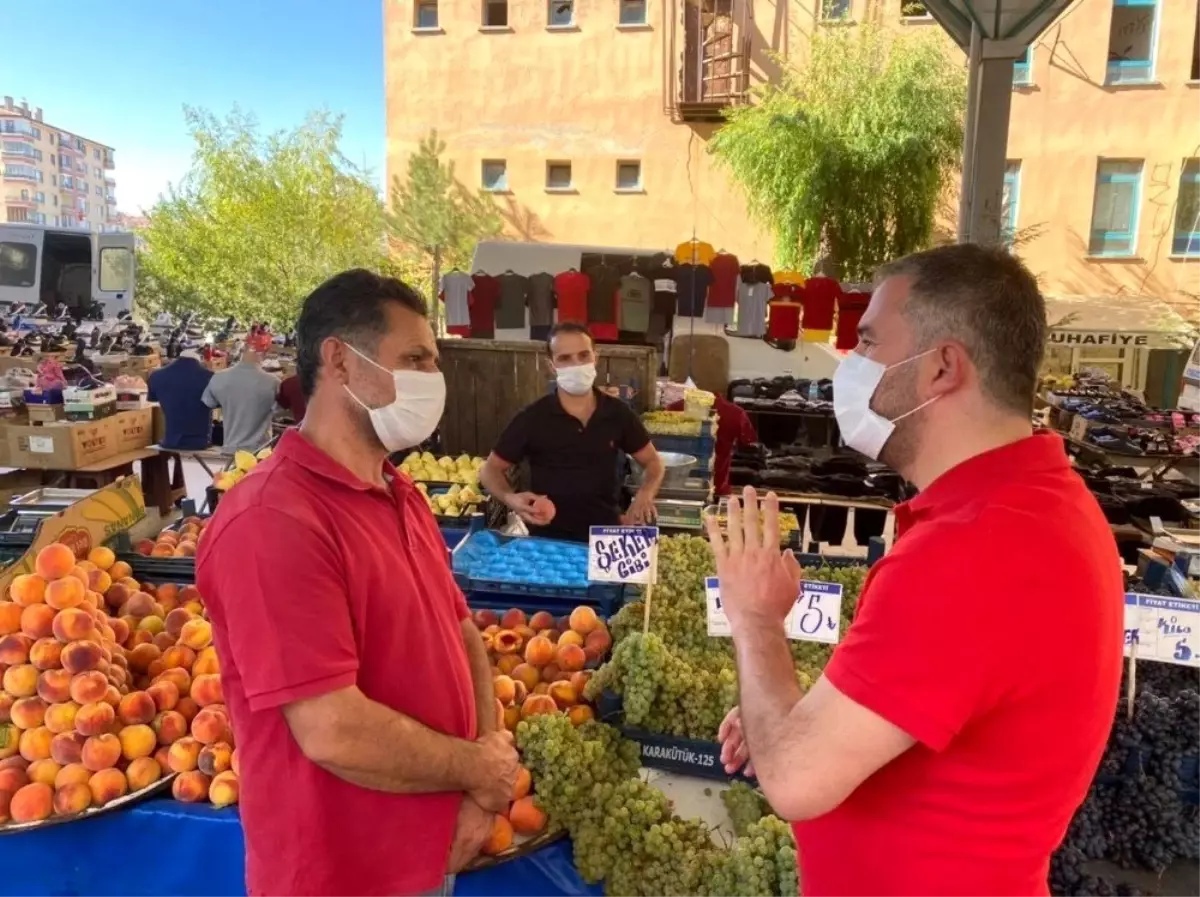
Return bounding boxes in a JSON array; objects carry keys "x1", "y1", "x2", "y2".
[
  {"x1": 881, "y1": 347, "x2": 942, "y2": 424},
  {"x1": 342, "y1": 343, "x2": 393, "y2": 413}
]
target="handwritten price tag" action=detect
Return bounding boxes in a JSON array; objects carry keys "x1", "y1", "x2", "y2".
[
  {"x1": 705, "y1": 577, "x2": 731, "y2": 637},
  {"x1": 588, "y1": 526, "x2": 658, "y2": 584},
  {"x1": 1124, "y1": 592, "x2": 1199, "y2": 667},
  {"x1": 1069, "y1": 414, "x2": 1090, "y2": 442},
  {"x1": 786, "y1": 581, "x2": 843, "y2": 644}
]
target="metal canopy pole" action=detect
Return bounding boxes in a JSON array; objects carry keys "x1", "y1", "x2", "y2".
[{"x1": 957, "y1": 20, "x2": 983, "y2": 243}]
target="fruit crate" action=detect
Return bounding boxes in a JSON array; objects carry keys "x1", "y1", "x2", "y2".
[
  {"x1": 112, "y1": 519, "x2": 200, "y2": 584},
  {"x1": 651, "y1": 433, "x2": 716, "y2": 462}
]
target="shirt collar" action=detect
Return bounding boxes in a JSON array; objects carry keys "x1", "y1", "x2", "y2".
[{"x1": 275, "y1": 429, "x2": 403, "y2": 494}]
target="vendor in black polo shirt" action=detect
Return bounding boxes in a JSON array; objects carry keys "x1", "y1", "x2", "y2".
[{"x1": 480, "y1": 323, "x2": 665, "y2": 542}]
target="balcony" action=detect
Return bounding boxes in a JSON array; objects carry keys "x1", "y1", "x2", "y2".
[
  {"x1": 4, "y1": 193, "x2": 36, "y2": 208},
  {"x1": 674, "y1": 0, "x2": 750, "y2": 123},
  {"x1": 105, "y1": 193, "x2": 116, "y2": 204},
  {"x1": 1, "y1": 146, "x2": 39, "y2": 162},
  {"x1": 4, "y1": 168, "x2": 39, "y2": 182},
  {"x1": 57, "y1": 136, "x2": 82, "y2": 156},
  {"x1": 103, "y1": 152, "x2": 115, "y2": 170},
  {"x1": 104, "y1": 176, "x2": 115, "y2": 187}
]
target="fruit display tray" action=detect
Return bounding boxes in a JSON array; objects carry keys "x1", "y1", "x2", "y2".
[
  {"x1": 463, "y1": 828, "x2": 567, "y2": 872},
  {"x1": 113, "y1": 519, "x2": 200, "y2": 585},
  {"x1": 0, "y1": 774, "x2": 175, "y2": 835}
]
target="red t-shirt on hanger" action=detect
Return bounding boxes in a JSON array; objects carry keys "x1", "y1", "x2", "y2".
[
  {"x1": 708, "y1": 252, "x2": 740, "y2": 308},
  {"x1": 554, "y1": 271, "x2": 590, "y2": 324}
]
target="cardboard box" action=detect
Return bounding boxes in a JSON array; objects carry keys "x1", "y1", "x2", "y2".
[
  {"x1": 151, "y1": 404, "x2": 166, "y2": 445},
  {"x1": 112, "y1": 409, "x2": 154, "y2": 454},
  {"x1": 6, "y1": 418, "x2": 118, "y2": 470},
  {"x1": 27, "y1": 404, "x2": 66, "y2": 425}
]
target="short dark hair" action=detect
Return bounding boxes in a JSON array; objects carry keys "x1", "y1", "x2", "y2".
[
  {"x1": 296, "y1": 269, "x2": 427, "y2": 397},
  {"x1": 546, "y1": 321, "x2": 592, "y2": 353},
  {"x1": 876, "y1": 244, "x2": 1046, "y2": 415}
]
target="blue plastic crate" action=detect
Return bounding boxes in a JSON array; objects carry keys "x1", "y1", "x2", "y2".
[{"x1": 651, "y1": 434, "x2": 715, "y2": 461}]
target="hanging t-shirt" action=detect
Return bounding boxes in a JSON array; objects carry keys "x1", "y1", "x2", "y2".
[
  {"x1": 495, "y1": 273, "x2": 530, "y2": 330},
  {"x1": 584, "y1": 263, "x2": 621, "y2": 325},
  {"x1": 802, "y1": 275, "x2": 840, "y2": 333},
  {"x1": 708, "y1": 252, "x2": 740, "y2": 308},
  {"x1": 635, "y1": 252, "x2": 672, "y2": 278},
  {"x1": 772, "y1": 282, "x2": 803, "y2": 302},
  {"x1": 617, "y1": 274, "x2": 653, "y2": 333},
  {"x1": 527, "y1": 272, "x2": 556, "y2": 328},
  {"x1": 767, "y1": 301, "x2": 802, "y2": 341},
  {"x1": 674, "y1": 264, "x2": 713, "y2": 317},
  {"x1": 736, "y1": 281, "x2": 770, "y2": 337},
  {"x1": 775, "y1": 270, "x2": 807, "y2": 286},
  {"x1": 440, "y1": 271, "x2": 474, "y2": 328},
  {"x1": 836, "y1": 291, "x2": 870, "y2": 350},
  {"x1": 553, "y1": 271, "x2": 590, "y2": 324},
  {"x1": 673, "y1": 240, "x2": 716, "y2": 266},
  {"x1": 469, "y1": 274, "x2": 499, "y2": 339}
]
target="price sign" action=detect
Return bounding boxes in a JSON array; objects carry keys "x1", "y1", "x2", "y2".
[
  {"x1": 705, "y1": 577, "x2": 731, "y2": 637},
  {"x1": 786, "y1": 581, "x2": 844, "y2": 644},
  {"x1": 1069, "y1": 414, "x2": 1090, "y2": 442},
  {"x1": 588, "y1": 526, "x2": 659, "y2": 584},
  {"x1": 1124, "y1": 593, "x2": 1200, "y2": 667}
]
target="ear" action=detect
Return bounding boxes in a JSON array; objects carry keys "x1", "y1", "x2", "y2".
[
  {"x1": 927, "y1": 341, "x2": 971, "y2": 398},
  {"x1": 321, "y1": 337, "x2": 352, "y2": 386}
]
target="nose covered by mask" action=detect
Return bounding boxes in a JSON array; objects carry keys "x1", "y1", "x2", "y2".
[
  {"x1": 832, "y1": 350, "x2": 938, "y2": 460},
  {"x1": 556, "y1": 362, "x2": 597, "y2": 396},
  {"x1": 344, "y1": 344, "x2": 446, "y2": 452}
]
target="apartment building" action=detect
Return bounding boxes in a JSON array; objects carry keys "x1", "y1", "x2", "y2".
[
  {"x1": 1, "y1": 96, "x2": 118, "y2": 232},
  {"x1": 384, "y1": 0, "x2": 1199, "y2": 327}
]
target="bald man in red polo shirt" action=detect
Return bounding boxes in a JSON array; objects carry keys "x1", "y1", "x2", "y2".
[
  {"x1": 197, "y1": 270, "x2": 519, "y2": 896},
  {"x1": 709, "y1": 244, "x2": 1123, "y2": 896}
]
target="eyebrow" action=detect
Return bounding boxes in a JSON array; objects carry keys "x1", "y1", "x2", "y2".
[{"x1": 857, "y1": 323, "x2": 874, "y2": 339}]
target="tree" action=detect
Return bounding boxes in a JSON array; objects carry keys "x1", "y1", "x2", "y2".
[
  {"x1": 136, "y1": 107, "x2": 388, "y2": 326},
  {"x1": 386, "y1": 131, "x2": 503, "y2": 329},
  {"x1": 708, "y1": 25, "x2": 966, "y2": 280}
]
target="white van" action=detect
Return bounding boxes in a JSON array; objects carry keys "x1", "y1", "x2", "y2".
[{"x1": 0, "y1": 224, "x2": 136, "y2": 320}]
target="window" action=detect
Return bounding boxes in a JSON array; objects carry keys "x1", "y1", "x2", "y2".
[
  {"x1": 1013, "y1": 46, "x2": 1033, "y2": 85},
  {"x1": 1001, "y1": 162, "x2": 1020, "y2": 246},
  {"x1": 48, "y1": 134, "x2": 54, "y2": 145},
  {"x1": 49, "y1": 154, "x2": 55, "y2": 165},
  {"x1": 34, "y1": 192, "x2": 43, "y2": 204},
  {"x1": 481, "y1": 159, "x2": 508, "y2": 191},
  {"x1": 50, "y1": 175, "x2": 56, "y2": 187},
  {"x1": 548, "y1": 0, "x2": 574, "y2": 27},
  {"x1": 1089, "y1": 160, "x2": 1143, "y2": 256},
  {"x1": 546, "y1": 162, "x2": 573, "y2": 190},
  {"x1": 94, "y1": 166, "x2": 101, "y2": 178},
  {"x1": 3, "y1": 164, "x2": 39, "y2": 181},
  {"x1": 93, "y1": 148, "x2": 100, "y2": 160},
  {"x1": 52, "y1": 195, "x2": 57, "y2": 206},
  {"x1": 0, "y1": 242, "x2": 37, "y2": 288},
  {"x1": 482, "y1": 0, "x2": 508, "y2": 26},
  {"x1": 99, "y1": 247, "x2": 134, "y2": 292},
  {"x1": 820, "y1": 0, "x2": 850, "y2": 19},
  {"x1": 1106, "y1": 0, "x2": 1158, "y2": 84},
  {"x1": 414, "y1": 0, "x2": 439, "y2": 28},
  {"x1": 616, "y1": 160, "x2": 642, "y2": 191},
  {"x1": 901, "y1": 0, "x2": 930, "y2": 17},
  {"x1": 619, "y1": 0, "x2": 647, "y2": 24},
  {"x1": 1173, "y1": 159, "x2": 1200, "y2": 256}
]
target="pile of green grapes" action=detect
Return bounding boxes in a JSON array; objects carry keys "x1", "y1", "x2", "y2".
[
  {"x1": 516, "y1": 713, "x2": 797, "y2": 897},
  {"x1": 588, "y1": 535, "x2": 867, "y2": 740}
]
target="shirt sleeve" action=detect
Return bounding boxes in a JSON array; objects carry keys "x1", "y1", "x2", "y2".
[
  {"x1": 197, "y1": 508, "x2": 359, "y2": 713},
  {"x1": 201, "y1": 378, "x2": 219, "y2": 409},
  {"x1": 146, "y1": 373, "x2": 158, "y2": 403},
  {"x1": 737, "y1": 407, "x2": 758, "y2": 446},
  {"x1": 618, "y1": 403, "x2": 652, "y2": 455},
  {"x1": 492, "y1": 409, "x2": 530, "y2": 465},
  {"x1": 822, "y1": 544, "x2": 1004, "y2": 752}
]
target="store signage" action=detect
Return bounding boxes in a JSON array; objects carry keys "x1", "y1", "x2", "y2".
[
  {"x1": 1049, "y1": 332, "x2": 1151, "y2": 348},
  {"x1": 1124, "y1": 593, "x2": 1200, "y2": 667},
  {"x1": 588, "y1": 526, "x2": 658, "y2": 584},
  {"x1": 706, "y1": 577, "x2": 843, "y2": 644}
]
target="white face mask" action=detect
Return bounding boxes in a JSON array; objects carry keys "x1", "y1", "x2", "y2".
[
  {"x1": 344, "y1": 344, "x2": 446, "y2": 452},
  {"x1": 556, "y1": 361, "x2": 597, "y2": 396},
  {"x1": 832, "y1": 349, "x2": 939, "y2": 460}
]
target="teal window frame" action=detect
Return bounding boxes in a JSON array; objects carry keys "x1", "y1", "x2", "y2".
[
  {"x1": 1106, "y1": 0, "x2": 1159, "y2": 85},
  {"x1": 1089, "y1": 160, "x2": 1143, "y2": 257},
  {"x1": 1172, "y1": 159, "x2": 1200, "y2": 256}
]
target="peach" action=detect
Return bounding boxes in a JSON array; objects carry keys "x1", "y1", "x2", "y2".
[
  {"x1": 493, "y1": 675, "x2": 516, "y2": 706},
  {"x1": 74, "y1": 701, "x2": 115, "y2": 737},
  {"x1": 473, "y1": 609, "x2": 499, "y2": 629},
  {"x1": 500, "y1": 608, "x2": 527, "y2": 630},
  {"x1": 0, "y1": 765, "x2": 28, "y2": 792},
  {"x1": 167, "y1": 736, "x2": 202, "y2": 772},
  {"x1": 153, "y1": 710, "x2": 188, "y2": 745},
  {"x1": 81, "y1": 733, "x2": 121, "y2": 771},
  {"x1": 230, "y1": 748, "x2": 239, "y2": 776},
  {"x1": 44, "y1": 701, "x2": 80, "y2": 735},
  {"x1": 86, "y1": 547, "x2": 115, "y2": 571},
  {"x1": 52, "y1": 607, "x2": 96, "y2": 643},
  {"x1": 483, "y1": 624, "x2": 501, "y2": 638},
  {"x1": 146, "y1": 680, "x2": 179, "y2": 712},
  {"x1": 9, "y1": 574, "x2": 47, "y2": 608},
  {"x1": 0, "y1": 692, "x2": 12, "y2": 722},
  {"x1": 118, "y1": 691, "x2": 156, "y2": 726},
  {"x1": 0, "y1": 603, "x2": 21, "y2": 636},
  {"x1": 511, "y1": 663, "x2": 541, "y2": 693},
  {"x1": 87, "y1": 569, "x2": 112, "y2": 597},
  {"x1": 156, "y1": 583, "x2": 179, "y2": 605},
  {"x1": 529, "y1": 611, "x2": 555, "y2": 631},
  {"x1": 557, "y1": 629, "x2": 584, "y2": 649},
  {"x1": 548, "y1": 681, "x2": 578, "y2": 709},
  {"x1": 137, "y1": 615, "x2": 165, "y2": 635},
  {"x1": 157, "y1": 531, "x2": 178, "y2": 546},
  {"x1": 209, "y1": 770, "x2": 239, "y2": 808},
  {"x1": 19, "y1": 726, "x2": 52, "y2": 761},
  {"x1": 568, "y1": 703, "x2": 595, "y2": 726},
  {"x1": 556, "y1": 643, "x2": 586, "y2": 673},
  {"x1": 104, "y1": 583, "x2": 131, "y2": 611},
  {"x1": 66, "y1": 566, "x2": 90, "y2": 589},
  {"x1": 127, "y1": 592, "x2": 158, "y2": 617},
  {"x1": 151, "y1": 543, "x2": 175, "y2": 557},
  {"x1": 108, "y1": 616, "x2": 130, "y2": 646},
  {"x1": 198, "y1": 741, "x2": 233, "y2": 776},
  {"x1": 102, "y1": 686, "x2": 121, "y2": 709},
  {"x1": 10, "y1": 781, "x2": 52, "y2": 822},
  {"x1": 512, "y1": 765, "x2": 532, "y2": 800},
  {"x1": 493, "y1": 630, "x2": 522, "y2": 655},
  {"x1": 10, "y1": 696, "x2": 47, "y2": 729},
  {"x1": 482, "y1": 814, "x2": 513, "y2": 856},
  {"x1": 60, "y1": 640, "x2": 103, "y2": 674},
  {"x1": 514, "y1": 624, "x2": 537, "y2": 645},
  {"x1": 152, "y1": 745, "x2": 171, "y2": 770},
  {"x1": 28, "y1": 637, "x2": 62, "y2": 671},
  {"x1": 525, "y1": 634, "x2": 557, "y2": 667},
  {"x1": 69, "y1": 671, "x2": 108, "y2": 705},
  {"x1": 118, "y1": 724, "x2": 156, "y2": 761},
  {"x1": 3, "y1": 663, "x2": 37, "y2": 697},
  {"x1": 192, "y1": 647, "x2": 220, "y2": 677},
  {"x1": 164, "y1": 608, "x2": 193, "y2": 639},
  {"x1": 54, "y1": 762, "x2": 90, "y2": 788},
  {"x1": 125, "y1": 630, "x2": 152, "y2": 650},
  {"x1": 493, "y1": 655, "x2": 520, "y2": 677},
  {"x1": 50, "y1": 731, "x2": 85, "y2": 765},
  {"x1": 540, "y1": 662, "x2": 561, "y2": 684},
  {"x1": 160, "y1": 645, "x2": 195, "y2": 672},
  {"x1": 45, "y1": 577, "x2": 85, "y2": 612},
  {"x1": 520, "y1": 694, "x2": 558, "y2": 719},
  {"x1": 532, "y1": 682, "x2": 550, "y2": 696},
  {"x1": 175, "y1": 697, "x2": 200, "y2": 724},
  {"x1": 53, "y1": 780, "x2": 92, "y2": 816},
  {"x1": 126, "y1": 756, "x2": 162, "y2": 791},
  {"x1": 88, "y1": 767, "x2": 128, "y2": 806},
  {"x1": 568, "y1": 606, "x2": 600, "y2": 635},
  {"x1": 190, "y1": 674, "x2": 223, "y2": 708},
  {"x1": 0, "y1": 634, "x2": 32, "y2": 666},
  {"x1": 26, "y1": 758, "x2": 60, "y2": 786},
  {"x1": 0, "y1": 723, "x2": 18, "y2": 759},
  {"x1": 126, "y1": 642, "x2": 161, "y2": 674},
  {"x1": 0, "y1": 754, "x2": 26, "y2": 771},
  {"x1": 171, "y1": 769, "x2": 211, "y2": 803},
  {"x1": 152, "y1": 631, "x2": 175, "y2": 652},
  {"x1": 190, "y1": 707, "x2": 227, "y2": 745},
  {"x1": 34, "y1": 544, "x2": 76, "y2": 582},
  {"x1": 178, "y1": 617, "x2": 213, "y2": 651},
  {"x1": 510, "y1": 796, "x2": 547, "y2": 835},
  {"x1": 556, "y1": 615, "x2": 572, "y2": 633},
  {"x1": 109, "y1": 561, "x2": 132, "y2": 581},
  {"x1": 512, "y1": 679, "x2": 528, "y2": 705},
  {"x1": 584, "y1": 629, "x2": 612, "y2": 662}
]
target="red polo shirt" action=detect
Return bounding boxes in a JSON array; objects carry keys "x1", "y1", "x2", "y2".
[
  {"x1": 196, "y1": 430, "x2": 476, "y2": 896},
  {"x1": 793, "y1": 432, "x2": 1122, "y2": 896}
]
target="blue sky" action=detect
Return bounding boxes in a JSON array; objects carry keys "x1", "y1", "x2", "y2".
[{"x1": 0, "y1": 0, "x2": 385, "y2": 214}]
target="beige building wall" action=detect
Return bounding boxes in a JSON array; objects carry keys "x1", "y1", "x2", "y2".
[
  {"x1": 384, "y1": 0, "x2": 1199, "y2": 316},
  {"x1": 1, "y1": 96, "x2": 118, "y2": 232}
]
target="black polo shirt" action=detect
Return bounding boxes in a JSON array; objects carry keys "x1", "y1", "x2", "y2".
[{"x1": 493, "y1": 390, "x2": 651, "y2": 542}]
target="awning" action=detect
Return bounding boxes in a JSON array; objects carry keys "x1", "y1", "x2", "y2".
[{"x1": 1044, "y1": 295, "x2": 1196, "y2": 350}]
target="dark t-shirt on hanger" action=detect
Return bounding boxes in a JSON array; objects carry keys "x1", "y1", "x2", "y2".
[
  {"x1": 673, "y1": 264, "x2": 713, "y2": 317},
  {"x1": 584, "y1": 263, "x2": 621, "y2": 325},
  {"x1": 527, "y1": 272, "x2": 556, "y2": 328},
  {"x1": 495, "y1": 273, "x2": 530, "y2": 329}
]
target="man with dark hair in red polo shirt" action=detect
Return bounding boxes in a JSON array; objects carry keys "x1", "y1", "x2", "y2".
[
  {"x1": 709, "y1": 244, "x2": 1123, "y2": 896},
  {"x1": 196, "y1": 269, "x2": 519, "y2": 897}
]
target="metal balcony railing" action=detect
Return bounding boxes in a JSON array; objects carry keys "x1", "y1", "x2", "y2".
[{"x1": 674, "y1": 0, "x2": 751, "y2": 123}]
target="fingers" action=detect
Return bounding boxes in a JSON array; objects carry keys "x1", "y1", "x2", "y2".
[
  {"x1": 761, "y1": 491, "x2": 779, "y2": 551},
  {"x1": 718, "y1": 705, "x2": 741, "y2": 740},
  {"x1": 741, "y1": 486, "x2": 759, "y2": 552},
  {"x1": 727, "y1": 495, "x2": 744, "y2": 553},
  {"x1": 744, "y1": 759, "x2": 756, "y2": 778},
  {"x1": 704, "y1": 512, "x2": 727, "y2": 563},
  {"x1": 781, "y1": 548, "x2": 803, "y2": 582}
]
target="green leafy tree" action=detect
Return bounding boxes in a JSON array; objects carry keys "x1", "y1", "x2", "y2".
[
  {"x1": 709, "y1": 24, "x2": 966, "y2": 280},
  {"x1": 386, "y1": 131, "x2": 503, "y2": 328},
  {"x1": 136, "y1": 107, "x2": 388, "y2": 326}
]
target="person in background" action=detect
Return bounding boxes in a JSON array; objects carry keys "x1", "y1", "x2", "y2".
[
  {"x1": 147, "y1": 348, "x2": 214, "y2": 451},
  {"x1": 196, "y1": 270, "x2": 519, "y2": 896},
  {"x1": 276, "y1": 372, "x2": 307, "y2": 424},
  {"x1": 480, "y1": 322, "x2": 665, "y2": 541},
  {"x1": 666, "y1": 393, "x2": 757, "y2": 496},
  {"x1": 202, "y1": 345, "x2": 279, "y2": 455},
  {"x1": 711, "y1": 244, "x2": 1122, "y2": 896}
]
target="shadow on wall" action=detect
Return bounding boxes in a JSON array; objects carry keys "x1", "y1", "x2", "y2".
[{"x1": 498, "y1": 195, "x2": 553, "y2": 243}]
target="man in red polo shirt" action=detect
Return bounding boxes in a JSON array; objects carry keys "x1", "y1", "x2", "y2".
[
  {"x1": 708, "y1": 244, "x2": 1123, "y2": 896},
  {"x1": 196, "y1": 270, "x2": 519, "y2": 896}
]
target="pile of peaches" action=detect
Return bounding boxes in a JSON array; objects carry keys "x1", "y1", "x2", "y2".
[{"x1": 133, "y1": 517, "x2": 210, "y2": 559}]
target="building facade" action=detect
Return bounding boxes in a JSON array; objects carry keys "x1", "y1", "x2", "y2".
[
  {"x1": 384, "y1": 0, "x2": 1199, "y2": 319},
  {"x1": 1, "y1": 96, "x2": 118, "y2": 232}
]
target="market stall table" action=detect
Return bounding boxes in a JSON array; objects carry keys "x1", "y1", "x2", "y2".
[{"x1": 61, "y1": 449, "x2": 178, "y2": 515}]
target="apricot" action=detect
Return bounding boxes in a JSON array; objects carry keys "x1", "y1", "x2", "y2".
[
  {"x1": 74, "y1": 701, "x2": 115, "y2": 737},
  {"x1": 0, "y1": 692, "x2": 12, "y2": 723},
  {"x1": 118, "y1": 724, "x2": 156, "y2": 761},
  {"x1": 0, "y1": 634, "x2": 32, "y2": 666},
  {"x1": 584, "y1": 629, "x2": 612, "y2": 662},
  {"x1": 167, "y1": 736, "x2": 201, "y2": 772},
  {"x1": 0, "y1": 723, "x2": 18, "y2": 759},
  {"x1": 11, "y1": 781, "x2": 53, "y2": 822},
  {"x1": 108, "y1": 561, "x2": 132, "y2": 582},
  {"x1": 503, "y1": 705, "x2": 520, "y2": 732},
  {"x1": 548, "y1": 680, "x2": 578, "y2": 709},
  {"x1": 0, "y1": 765, "x2": 28, "y2": 792},
  {"x1": 556, "y1": 643, "x2": 586, "y2": 673},
  {"x1": 9, "y1": 574, "x2": 47, "y2": 608},
  {"x1": 532, "y1": 682, "x2": 550, "y2": 696},
  {"x1": 50, "y1": 731, "x2": 85, "y2": 765},
  {"x1": 19, "y1": 726, "x2": 52, "y2": 761},
  {"x1": 54, "y1": 762, "x2": 90, "y2": 789},
  {"x1": 103, "y1": 686, "x2": 121, "y2": 709},
  {"x1": 567, "y1": 704, "x2": 595, "y2": 726},
  {"x1": 473, "y1": 609, "x2": 499, "y2": 629},
  {"x1": 567, "y1": 605, "x2": 599, "y2": 634},
  {"x1": 172, "y1": 769, "x2": 211, "y2": 803},
  {"x1": 125, "y1": 755, "x2": 162, "y2": 792},
  {"x1": 482, "y1": 814, "x2": 513, "y2": 855},
  {"x1": 45, "y1": 577, "x2": 85, "y2": 612},
  {"x1": 557, "y1": 630, "x2": 584, "y2": 650},
  {"x1": 118, "y1": 691, "x2": 156, "y2": 726},
  {"x1": 177, "y1": 616, "x2": 212, "y2": 650},
  {"x1": 160, "y1": 645, "x2": 195, "y2": 672},
  {"x1": 87, "y1": 569, "x2": 112, "y2": 597},
  {"x1": 512, "y1": 766, "x2": 531, "y2": 800},
  {"x1": 51, "y1": 780, "x2": 91, "y2": 816},
  {"x1": 3, "y1": 663, "x2": 37, "y2": 697},
  {"x1": 107, "y1": 616, "x2": 130, "y2": 646},
  {"x1": 493, "y1": 675, "x2": 516, "y2": 706},
  {"x1": 52, "y1": 607, "x2": 96, "y2": 644},
  {"x1": 137, "y1": 615, "x2": 165, "y2": 635},
  {"x1": 529, "y1": 611, "x2": 555, "y2": 631},
  {"x1": 44, "y1": 700, "x2": 80, "y2": 735},
  {"x1": 35, "y1": 544, "x2": 76, "y2": 582},
  {"x1": 26, "y1": 757, "x2": 60, "y2": 787},
  {"x1": 509, "y1": 795, "x2": 547, "y2": 834},
  {"x1": 175, "y1": 697, "x2": 200, "y2": 724},
  {"x1": 190, "y1": 674, "x2": 223, "y2": 708},
  {"x1": 493, "y1": 630, "x2": 522, "y2": 655},
  {"x1": 69, "y1": 670, "x2": 108, "y2": 705},
  {"x1": 569, "y1": 670, "x2": 592, "y2": 694},
  {"x1": 198, "y1": 741, "x2": 233, "y2": 776},
  {"x1": 81, "y1": 732, "x2": 121, "y2": 771},
  {"x1": 521, "y1": 694, "x2": 558, "y2": 719},
  {"x1": 152, "y1": 709, "x2": 188, "y2": 746},
  {"x1": 209, "y1": 769, "x2": 239, "y2": 808},
  {"x1": 10, "y1": 696, "x2": 47, "y2": 729},
  {"x1": 88, "y1": 767, "x2": 128, "y2": 806},
  {"x1": 511, "y1": 663, "x2": 541, "y2": 692},
  {"x1": 85, "y1": 547, "x2": 115, "y2": 571},
  {"x1": 540, "y1": 662, "x2": 561, "y2": 684},
  {"x1": 60, "y1": 640, "x2": 103, "y2": 674},
  {"x1": 191, "y1": 707, "x2": 228, "y2": 745},
  {"x1": 524, "y1": 635, "x2": 555, "y2": 667},
  {"x1": 146, "y1": 679, "x2": 179, "y2": 713}
]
